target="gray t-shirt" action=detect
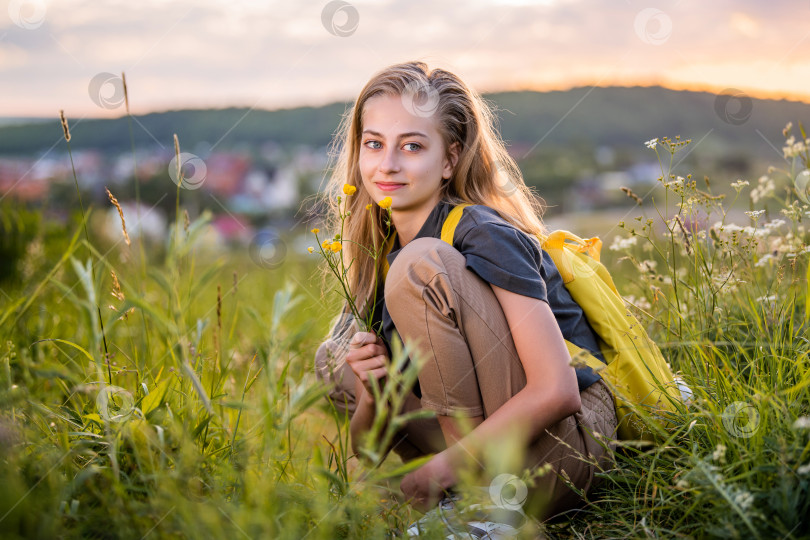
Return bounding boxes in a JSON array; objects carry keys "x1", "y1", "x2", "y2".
[{"x1": 368, "y1": 198, "x2": 605, "y2": 396}]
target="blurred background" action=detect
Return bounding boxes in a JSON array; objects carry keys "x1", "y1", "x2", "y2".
[{"x1": 1, "y1": 0, "x2": 809, "y2": 286}]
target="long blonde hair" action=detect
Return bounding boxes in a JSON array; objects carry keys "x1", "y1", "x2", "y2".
[{"x1": 316, "y1": 61, "x2": 547, "y2": 336}]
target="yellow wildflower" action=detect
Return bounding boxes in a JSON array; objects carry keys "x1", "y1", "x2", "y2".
[
  {"x1": 307, "y1": 247, "x2": 314, "y2": 253},
  {"x1": 378, "y1": 196, "x2": 392, "y2": 209},
  {"x1": 365, "y1": 203, "x2": 372, "y2": 210},
  {"x1": 330, "y1": 241, "x2": 342, "y2": 252},
  {"x1": 311, "y1": 228, "x2": 320, "y2": 234},
  {"x1": 322, "y1": 240, "x2": 330, "y2": 250},
  {"x1": 342, "y1": 184, "x2": 357, "y2": 196}
]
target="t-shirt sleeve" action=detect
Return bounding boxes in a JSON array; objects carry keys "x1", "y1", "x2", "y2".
[{"x1": 457, "y1": 218, "x2": 549, "y2": 303}]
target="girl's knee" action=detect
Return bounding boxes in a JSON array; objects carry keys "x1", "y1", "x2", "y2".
[{"x1": 384, "y1": 237, "x2": 464, "y2": 303}]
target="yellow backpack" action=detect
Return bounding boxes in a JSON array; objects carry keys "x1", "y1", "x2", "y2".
[{"x1": 439, "y1": 203, "x2": 684, "y2": 441}]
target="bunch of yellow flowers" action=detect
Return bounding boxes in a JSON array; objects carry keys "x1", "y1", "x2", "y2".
[
  {"x1": 307, "y1": 185, "x2": 392, "y2": 255},
  {"x1": 307, "y1": 184, "x2": 395, "y2": 334}
]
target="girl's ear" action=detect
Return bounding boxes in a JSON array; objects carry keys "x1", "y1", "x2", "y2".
[{"x1": 443, "y1": 142, "x2": 461, "y2": 179}]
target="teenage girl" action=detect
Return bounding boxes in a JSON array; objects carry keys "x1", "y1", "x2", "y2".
[{"x1": 314, "y1": 61, "x2": 618, "y2": 520}]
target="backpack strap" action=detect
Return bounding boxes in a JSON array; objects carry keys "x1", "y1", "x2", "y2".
[
  {"x1": 541, "y1": 230, "x2": 603, "y2": 283},
  {"x1": 565, "y1": 340, "x2": 608, "y2": 374},
  {"x1": 382, "y1": 202, "x2": 470, "y2": 282},
  {"x1": 379, "y1": 231, "x2": 398, "y2": 282},
  {"x1": 441, "y1": 203, "x2": 471, "y2": 245}
]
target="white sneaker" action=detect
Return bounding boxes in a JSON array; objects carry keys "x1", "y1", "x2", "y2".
[{"x1": 404, "y1": 493, "x2": 528, "y2": 539}]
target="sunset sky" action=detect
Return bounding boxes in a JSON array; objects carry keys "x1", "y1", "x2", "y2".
[{"x1": 2, "y1": 0, "x2": 809, "y2": 119}]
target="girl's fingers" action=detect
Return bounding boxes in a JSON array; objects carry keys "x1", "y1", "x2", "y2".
[
  {"x1": 346, "y1": 344, "x2": 389, "y2": 363},
  {"x1": 363, "y1": 367, "x2": 388, "y2": 383},
  {"x1": 350, "y1": 332, "x2": 376, "y2": 349},
  {"x1": 347, "y1": 356, "x2": 387, "y2": 373}
]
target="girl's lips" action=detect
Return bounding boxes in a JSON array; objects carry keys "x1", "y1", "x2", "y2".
[{"x1": 377, "y1": 183, "x2": 405, "y2": 192}]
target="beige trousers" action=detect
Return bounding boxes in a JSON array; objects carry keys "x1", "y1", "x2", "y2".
[{"x1": 315, "y1": 237, "x2": 618, "y2": 519}]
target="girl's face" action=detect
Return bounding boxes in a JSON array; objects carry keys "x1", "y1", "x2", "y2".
[{"x1": 358, "y1": 93, "x2": 456, "y2": 215}]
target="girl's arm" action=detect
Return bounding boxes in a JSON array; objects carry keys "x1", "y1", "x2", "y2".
[
  {"x1": 401, "y1": 284, "x2": 583, "y2": 507},
  {"x1": 349, "y1": 378, "x2": 378, "y2": 457},
  {"x1": 346, "y1": 332, "x2": 400, "y2": 459},
  {"x1": 462, "y1": 282, "x2": 582, "y2": 440}
]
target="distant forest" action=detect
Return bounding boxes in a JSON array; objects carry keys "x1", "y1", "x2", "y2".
[{"x1": 2, "y1": 86, "x2": 807, "y2": 159}]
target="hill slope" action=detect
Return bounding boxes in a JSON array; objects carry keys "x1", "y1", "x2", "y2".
[{"x1": 0, "y1": 86, "x2": 807, "y2": 158}]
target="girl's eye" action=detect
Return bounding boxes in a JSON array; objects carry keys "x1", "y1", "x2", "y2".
[
  {"x1": 403, "y1": 142, "x2": 421, "y2": 151},
  {"x1": 364, "y1": 140, "x2": 381, "y2": 149}
]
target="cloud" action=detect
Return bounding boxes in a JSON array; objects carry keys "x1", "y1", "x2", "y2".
[{"x1": 1, "y1": 0, "x2": 808, "y2": 117}]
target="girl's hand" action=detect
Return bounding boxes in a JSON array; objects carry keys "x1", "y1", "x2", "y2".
[
  {"x1": 346, "y1": 332, "x2": 390, "y2": 397},
  {"x1": 400, "y1": 451, "x2": 458, "y2": 513}
]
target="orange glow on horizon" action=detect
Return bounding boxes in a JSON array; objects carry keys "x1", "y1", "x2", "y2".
[{"x1": 8, "y1": 80, "x2": 810, "y2": 121}]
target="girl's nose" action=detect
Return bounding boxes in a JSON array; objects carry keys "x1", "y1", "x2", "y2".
[{"x1": 379, "y1": 147, "x2": 400, "y2": 173}]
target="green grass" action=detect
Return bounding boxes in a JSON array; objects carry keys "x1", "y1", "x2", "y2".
[{"x1": 0, "y1": 129, "x2": 808, "y2": 539}]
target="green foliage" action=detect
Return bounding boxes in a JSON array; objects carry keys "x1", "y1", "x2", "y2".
[
  {"x1": 1, "y1": 118, "x2": 808, "y2": 539},
  {"x1": 0, "y1": 197, "x2": 426, "y2": 539},
  {"x1": 558, "y1": 131, "x2": 810, "y2": 539},
  {"x1": 0, "y1": 200, "x2": 41, "y2": 285}
]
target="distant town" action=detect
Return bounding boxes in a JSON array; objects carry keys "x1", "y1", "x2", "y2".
[{"x1": 0, "y1": 142, "x2": 330, "y2": 253}]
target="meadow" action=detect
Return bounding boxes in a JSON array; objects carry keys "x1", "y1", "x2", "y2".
[{"x1": 0, "y1": 122, "x2": 808, "y2": 539}]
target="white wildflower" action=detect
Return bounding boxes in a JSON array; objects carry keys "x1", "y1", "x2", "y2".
[
  {"x1": 609, "y1": 235, "x2": 638, "y2": 251},
  {"x1": 721, "y1": 223, "x2": 744, "y2": 233},
  {"x1": 712, "y1": 443, "x2": 727, "y2": 463},
  {"x1": 782, "y1": 136, "x2": 807, "y2": 159},
  {"x1": 798, "y1": 463, "x2": 810, "y2": 475},
  {"x1": 645, "y1": 138, "x2": 658, "y2": 149},
  {"x1": 730, "y1": 179, "x2": 749, "y2": 192},
  {"x1": 751, "y1": 175, "x2": 775, "y2": 203},
  {"x1": 793, "y1": 416, "x2": 810, "y2": 429},
  {"x1": 638, "y1": 259, "x2": 658, "y2": 272},
  {"x1": 734, "y1": 491, "x2": 754, "y2": 512},
  {"x1": 745, "y1": 210, "x2": 765, "y2": 219},
  {"x1": 764, "y1": 219, "x2": 786, "y2": 231},
  {"x1": 782, "y1": 204, "x2": 803, "y2": 221},
  {"x1": 755, "y1": 254, "x2": 774, "y2": 267}
]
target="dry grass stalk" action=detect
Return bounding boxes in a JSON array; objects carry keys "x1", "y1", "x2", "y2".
[
  {"x1": 59, "y1": 110, "x2": 71, "y2": 142},
  {"x1": 213, "y1": 284, "x2": 222, "y2": 366},
  {"x1": 105, "y1": 187, "x2": 131, "y2": 246},
  {"x1": 217, "y1": 285, "x2": 222, "y2": 333},
  {"x1": 621, "y1": 186, "x2": 643, "y2": 205},
  {"x1": 110, "y1": 270, "x2": 124, "y2": 301},
  {"x1": 109, "y1": 269, "x2": 134, "y2": 320},
  {"x1": 674, "y1": 215, "x2": 693, "y2": 255},
  {"x1": 122, "y1": 71, "x2": 130, "y2": 115},
  {"x1": 173, "y1": 134, "x2": 181, "y2": 181}
]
